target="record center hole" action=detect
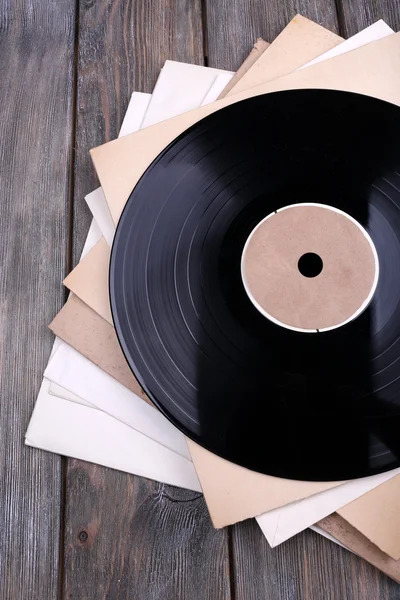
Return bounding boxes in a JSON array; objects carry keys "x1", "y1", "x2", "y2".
[{"x1": 298, "y1": 253, "x2": 323, "y2": 278}]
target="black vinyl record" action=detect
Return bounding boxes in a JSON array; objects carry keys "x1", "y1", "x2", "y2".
[{"x1": 110, "y1": 89, "x2": 400, "y2": 481}]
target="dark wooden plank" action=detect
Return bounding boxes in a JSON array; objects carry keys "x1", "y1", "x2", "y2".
[
  {"x1": 0, "y1": 1, "x2": 76, "y2": 598},
  {"x1": 231, "y1": 520, "x2": 400, "y2": 600},
  {"x1": 337, "y1": 0, "x2": 400, "y2": 38},
  {"x1": 204, "y1": 0, "x2": 339, "y2": 71},
  {"x1": 64, "y1": 462, "x2": 230, "y2": 599},
  {"x1": 64, "y1": 1, "x2": 230, "y2": 598}
]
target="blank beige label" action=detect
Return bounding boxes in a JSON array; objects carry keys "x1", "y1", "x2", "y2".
[{"x1": 241, "y1": 203, "x2": 378, "y2": 332}]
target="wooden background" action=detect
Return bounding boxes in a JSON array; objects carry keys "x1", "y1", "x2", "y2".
[{"x1": 1, "y1": 1, "x2": 400, "y2": 598}]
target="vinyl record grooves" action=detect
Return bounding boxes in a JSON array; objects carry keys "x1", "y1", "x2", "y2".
[{"x1": 110, "y1": 89, "x2": 400, "y2": 481}]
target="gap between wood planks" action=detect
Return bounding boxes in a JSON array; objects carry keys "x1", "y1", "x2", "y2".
[
  {"x1": 334, "y1": 0, "x2": 346, "y2": 37},
  {"x1": 59, "y1": 1, "x2": 80, "y2": 599},
  {"x1": 201, "y1": 0, "x2": 209, "y2": 66}
]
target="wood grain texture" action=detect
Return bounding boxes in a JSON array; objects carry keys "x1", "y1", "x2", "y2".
[
  {"x1": 0, "y1": 1, "x2": 76, "y2": 598},
  {"x1": 63, "y1": 461, "x2": 230, "y2": 599},
  {"x1": 204, "y1": 0, "x2": 339, "y2": 71},
  {"x1": 337, "y1": 0, "x2": 400, "y2": 37},
  {"x1": 72, "y1": 0, "x2": 204, "y2": 265},
  {"x1": 231, "y1": 520, "x2": 400, "y2": 599},
  {"x1": 65, "y1": 1, "x2": 230, "y2": 598}
]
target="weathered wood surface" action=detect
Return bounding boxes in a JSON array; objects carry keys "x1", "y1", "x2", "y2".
[
  {"x1": 204, "y1": 0, "x2": 339, "y2": 70},
  {"x1": 230, "y1": 520, "x2": 400, "y2": 600},
  {"x1": 337, "y1": 0, "x2": 400, "y2": 37},
  {"x1": 0, "y1": 1, "x2": 76, "y2": 598},
  {"x1": 64, "y1": 1, "x2": 230, "y2": 599},
  {"x1": 63, "y1": 463, "x2": 230, "y2": 599},
  {"x1": 71, "y1": 0, "x2": 204, "y2": 265},
  {"x1": 3, "y1": 0, "x2": 400, "y2": 598}
]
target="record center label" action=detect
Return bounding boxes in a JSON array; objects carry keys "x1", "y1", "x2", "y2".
[{"x1": 241, "y1": 203, "x2": 379, "y2": 333}]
